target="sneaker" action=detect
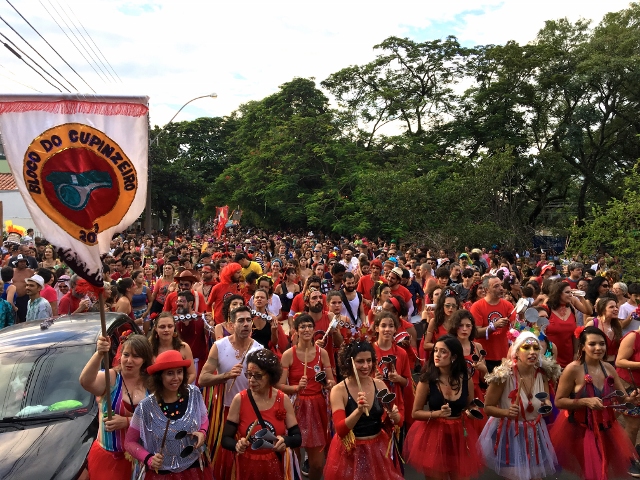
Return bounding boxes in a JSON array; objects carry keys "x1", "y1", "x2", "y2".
[
  {"x1": 301, "y1": 458, "x2": 309, "y2": 477},
  {"x1": 628, "y1": 461, "x2": 640, "y2": 478}
]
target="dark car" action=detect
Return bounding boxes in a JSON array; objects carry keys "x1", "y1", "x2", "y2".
[{"x1": 0, "y1": 313, "x2": 139, "y2": 480}]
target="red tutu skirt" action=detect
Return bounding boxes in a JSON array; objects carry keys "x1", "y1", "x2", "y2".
[
  {"x1": 144, "y1": 464, "x2": 213, "y2": 480},
  {"x1": 324, "y1": 431, "x2": 403, "y2": 480},
  {"x1": 87, "y1": 441, "x2": 132, "y2": 480},
  {"x1": 550, "y1": 411, "x2": 637, "y2": 480},
  {"x1": 404, "y1": 417, "x2": 484, "y2": 478},
  {"x1": 236, "y1": 450, "x2": 284, "y2": 480},
  {"x1": 294, "y1": 393, "x2": 328, "y2": 448}
]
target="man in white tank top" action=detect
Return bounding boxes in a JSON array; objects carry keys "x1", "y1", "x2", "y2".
[{"x1": 199, "y1": 305, "x2": 262, "y2": 405}]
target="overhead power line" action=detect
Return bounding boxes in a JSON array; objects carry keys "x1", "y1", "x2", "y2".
[
  {"x1": 0, "y1": 36, "x2": 61, "y2": 91},
  {"x1": 0, "y1": 30, "x2": 69, "y2": 91},
  {"x1": 57, "y1": 0, "x2": 117, "y2": 83},
  {"x1": 4, "y1": 0, "x2": 94, "y2": 93},
  {"x1": 65, "y1": 1, "x2": 121, "y2": 82},
  {"x1": 46, "y1": 0, "x2": 109, "y2": 84}
]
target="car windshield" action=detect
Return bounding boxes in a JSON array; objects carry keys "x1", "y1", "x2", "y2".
[{"x1": 0, "y1": 345, "x2": 94, "y2": 421}]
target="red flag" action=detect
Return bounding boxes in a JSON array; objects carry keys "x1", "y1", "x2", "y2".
[{"x1": 215, "y1": 206, "x2": 228, "y2": 239}]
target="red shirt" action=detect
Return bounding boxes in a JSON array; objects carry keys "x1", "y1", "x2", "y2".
[
  {"x1": 163, "y1": 290, "x2": 207, "y2": 315},
  {"x1": 207, "y1": 282, "x2": 241, "y2": 324},
  {"x1": 238, "y1": 389, "x2": 287, "y2": 442},
  {"x1": 546, "y1": 310, "x2": 577, "y2": 368},
  {"x1": 152, "y1": 278, "x2": 173, "y2": 306},
  {"x1": 357, "y1": 275, "x2": 385, "y2": 315},
  {"x1": 289, "y1": 346, "x2": 324, "y2": 396},
  {"x1": 288, "y1": 293, "x2": 326, "y2": 317},
  {"x1": 469, "y1": 298, "x2": 515, "y2": 361},
  {"x1": 390, "y1": 284, "x2": 412, "y2": 305},
  {"x1": 176, "y1": 318, "x2": 208, "y2": 384},
  {"x1": 373, "y1": 343, "x2": 410, "y2": 427},
  {"x1": 58, "y1": 293, "x2": 81, "y2": 315},
  {"x1": 41, "y1": 285, "x2": 57, "y2": 305}
]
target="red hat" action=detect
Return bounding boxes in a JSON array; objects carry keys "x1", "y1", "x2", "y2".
[
  {"x1": 147, "y1": 350, "x2": 191, "y2": 375},
  {"x1": 541, "y1": 264, "x2": 556, "y2": 275},
  {"x1": 370, "y1": 259, "x2": 382, "y2": 269}
]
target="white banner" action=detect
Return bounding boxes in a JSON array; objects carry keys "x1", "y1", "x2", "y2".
[{"x1": 0, "y1": 94, "x2": 148, "y2": 286}]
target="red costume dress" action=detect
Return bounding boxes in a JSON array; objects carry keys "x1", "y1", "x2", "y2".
[
  {"x1": 550, "y1": 361, "x2": 638, "y2": 480},
  {"x1": 236, "y1": 389, "x2": 289, "y2": 480},
  {"x1": 287, "y1": 346, "x2": 329, "y2": 448},
  {"x1": 545, "y1": 309, "x2": 577, "y2": 368},
  {"x1": 373, "y1": 343, "x2": 412, "y2": 427},
  {"x1": 324, "y1": 381, "x2": 403, "y2": 480},
  {"x1": 404, "y1": 373, "x2": 484, "y2": 479}
]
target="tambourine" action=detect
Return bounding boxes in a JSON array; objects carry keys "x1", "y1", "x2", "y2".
[
  {"x1": 173, "y1": 313, "x2": 205, "y2": 322},
  {"x1": 250, "y1": 309, "x2": 273, "y2": 322}
]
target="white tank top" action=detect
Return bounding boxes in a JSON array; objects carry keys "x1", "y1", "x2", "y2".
[{"x1": 216, "y1": 336, "x2": 262, "y2": 406}]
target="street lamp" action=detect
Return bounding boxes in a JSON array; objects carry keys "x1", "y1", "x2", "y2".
[{"x1": 145, "y1": 93, "x2": 218, "y2": 233}]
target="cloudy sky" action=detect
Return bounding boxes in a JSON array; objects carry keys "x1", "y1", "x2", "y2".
[{"x1": 0, "y1": 0, "x2": 631, "y2": 127}]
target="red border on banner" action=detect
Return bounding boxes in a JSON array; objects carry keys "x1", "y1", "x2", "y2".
[{"x1": 0, "y1": 100, "x2": 148, "y2": 117}]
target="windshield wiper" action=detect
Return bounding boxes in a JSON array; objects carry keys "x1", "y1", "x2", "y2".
[{"x1": 0, "y1": 411, "x2": 80, "y2": 423}]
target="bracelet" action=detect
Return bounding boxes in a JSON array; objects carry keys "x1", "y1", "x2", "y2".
[{"x1": 144, "y1": 453, "x2": 154, "y2": 467}]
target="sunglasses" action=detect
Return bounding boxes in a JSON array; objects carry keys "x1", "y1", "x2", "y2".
[
  {"x1": 443, "y1": 303, "x2": 458, "y2": 309},
  {"x1": 244, "y1": 372, "x2": 265, "y2": 381}
]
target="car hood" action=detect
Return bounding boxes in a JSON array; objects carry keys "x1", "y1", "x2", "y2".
[{"x1": 0, "y1": 413, "x2": 96, "y2": 480}]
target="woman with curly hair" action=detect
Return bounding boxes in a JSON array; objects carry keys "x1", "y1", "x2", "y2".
[
  {"x1": 324, "y1": 340, "x2": 403, "y2": 480},
  {"x1": 222, "y1": 349, "x2": 302, "y2": 480},
  {"x1": 404, "y1": 334, "x2": 483, "y2": 480}
]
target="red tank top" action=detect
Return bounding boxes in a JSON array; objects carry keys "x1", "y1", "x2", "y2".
[
  {"x1": 373, "y1": 343, "x2": 409, "y2": 421},
  {"x1": 289, "y1": 346, "x2": 323, "y2": 396},
  {"x1": 238, "y1": 389, "x2": 288, "y2": 453}
]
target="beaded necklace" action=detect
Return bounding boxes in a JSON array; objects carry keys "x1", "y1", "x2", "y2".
[{"x1": 158, "y1": 392, "x2": 185, "y2": 418}]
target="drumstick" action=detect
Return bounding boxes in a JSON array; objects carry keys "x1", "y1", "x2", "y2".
[
  {"x1": 156, "y1": 418, "x2": 171, "y2": 473},
  {"x1": 351, "y1": 357, "x2": 369, "y2": 416},
  {"x1": 246, "y1": 419, "x2": 259, "y2": 440}
]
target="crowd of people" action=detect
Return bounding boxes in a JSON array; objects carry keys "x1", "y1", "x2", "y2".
[{"x1": 4, "y1": 227, "x2": 640, "y2": 480}]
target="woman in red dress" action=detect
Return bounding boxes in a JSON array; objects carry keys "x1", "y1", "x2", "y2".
[
  {"x1": 551, "y1": 326, "x2": 640, "y2": 480},
  {"x1": 545, "y1": 281, "x2": 591, "y2": 368},
  {"x1": 404, "y1": 334, "x2": 484, "y2": 480},
  {"x1": 279, "y1": 314, "x2": 335, "y2": 480},
  {"x1": 372, "y1": 310, "x2": 413, "y2": 430},
  {"x1": 324, "y1": 340, "x2": 403, "y2": 480},
  {"x1": 585, "y1": 296, "x2": 623, "y2": 365},
  {"x1": 222, "y1": 349, "x2": 301, "y2": 480}
]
